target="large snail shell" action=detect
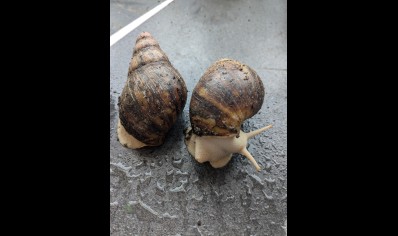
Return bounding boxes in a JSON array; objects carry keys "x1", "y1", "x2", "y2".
[
  {"x1": 190, "y1": 58, "x2": 265, "y2": 137},
  {"x1": 118, "y1": 32, "x2": 187, "y2": 148}
]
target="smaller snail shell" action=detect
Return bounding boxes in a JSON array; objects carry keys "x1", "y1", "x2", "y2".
[{"x1": 189, "y1": 58, "x2": 265, "y2": 137}]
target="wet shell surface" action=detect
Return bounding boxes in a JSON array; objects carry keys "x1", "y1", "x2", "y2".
[
  {"x1": 118, "y1": 32, "x2": 187, "y2": 149},
  {"x1": 190, "y1": 58, "x2": 265, "y2": 137}
]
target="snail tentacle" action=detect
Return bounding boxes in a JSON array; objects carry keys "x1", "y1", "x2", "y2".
[
  {"x1": 247, "y1": 125, "x2": 273, "y2": 139},
  {"x1": 239, "y1": 147, "x2": 261, "y2": 172}
]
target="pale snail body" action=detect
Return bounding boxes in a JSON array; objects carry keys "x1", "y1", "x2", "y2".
[
  {"x1": 185, "y1": 59, "x2": 272, "y2": 171},
  {"x1": 118, "y1": 32, "x2": 187, "y2": 149}
]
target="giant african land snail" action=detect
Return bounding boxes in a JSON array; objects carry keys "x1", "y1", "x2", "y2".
[
  {"x1": 184, "y1": 59, "x2": 272, "y2": 171},
  {"x1": 117, "y1": 32, "x2": 188, "y2": 149}
]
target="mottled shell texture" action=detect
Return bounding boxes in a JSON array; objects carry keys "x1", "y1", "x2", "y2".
[{"x1": 118, "y1": 32, "x2": 187, "y2": 146}]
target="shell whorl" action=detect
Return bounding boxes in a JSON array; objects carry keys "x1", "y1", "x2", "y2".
[
  {"x1": 128, "y1": 32, "x2": 170, "y2": 73},
  {"x1": 118, "y1": 32, "x2": 187, "y2": 146},
  {"x1": 190, "y1": 59, "x2": 264, "y2": 137}
]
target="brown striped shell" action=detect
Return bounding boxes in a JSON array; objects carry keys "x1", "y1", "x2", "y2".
[
  {"x1": 118, "y1": 32, "x2": 187, "y2": 146},
  {"x1": 190, "y1": 59, "x2": 264, "y2": 137}
]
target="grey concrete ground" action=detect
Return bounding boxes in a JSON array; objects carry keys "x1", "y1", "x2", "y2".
[
  {"x1": 110, "y1": 0, "x2": 161, "y2": 35},
  {"x1": 110, "y1": 0, "x2": 287, "y2": 235}
]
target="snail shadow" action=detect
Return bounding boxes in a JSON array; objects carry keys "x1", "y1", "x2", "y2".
[
  {"x1": 130, "y1": 115, "x2": 186, "y2": 153},
  {"x1": 112, "y1": 115, "x2": 188, "y2": 172},
  {"x1": 189, "y1": 153, "x2": 239, "y2": 186}
]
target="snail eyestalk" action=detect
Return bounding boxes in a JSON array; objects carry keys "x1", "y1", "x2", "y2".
[
  {"x1": 247, "y1": 125, "x2": 273, "y2": 139},
  {"x1": 240, "y1": 148, "x2": 260, "y2": 171},
  {"x1": 184, "y1": 125, "x2": 272, "y2": 171}
]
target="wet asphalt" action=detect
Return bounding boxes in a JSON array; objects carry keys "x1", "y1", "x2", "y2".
[{"x1": 110, "y1": 0, "x2": 287, "y2": 235}]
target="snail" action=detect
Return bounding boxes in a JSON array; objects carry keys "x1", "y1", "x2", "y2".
[
  {"x1": 184, "y1": 59, "x2": 272, "y2": 171},
  {"x1": 117, "y1": 32, "x2": 187, "y2": 149}
]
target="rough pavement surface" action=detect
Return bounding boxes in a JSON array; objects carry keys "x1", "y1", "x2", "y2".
[{"x1": 110, "y1": 0, "x2": 287, "y2": 235}]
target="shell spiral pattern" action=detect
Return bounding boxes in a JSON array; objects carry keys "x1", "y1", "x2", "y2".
[
  {"x1": 118, "y1": 32, "x2": 187, "y2": 148},
  {"x1": 190, "y1": 59, "x2": 265, "y2": 137}
]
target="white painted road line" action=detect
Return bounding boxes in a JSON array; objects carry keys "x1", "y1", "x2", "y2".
[{"x1": 110, "y1": 0, "x2": 175, "y2": 47}]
